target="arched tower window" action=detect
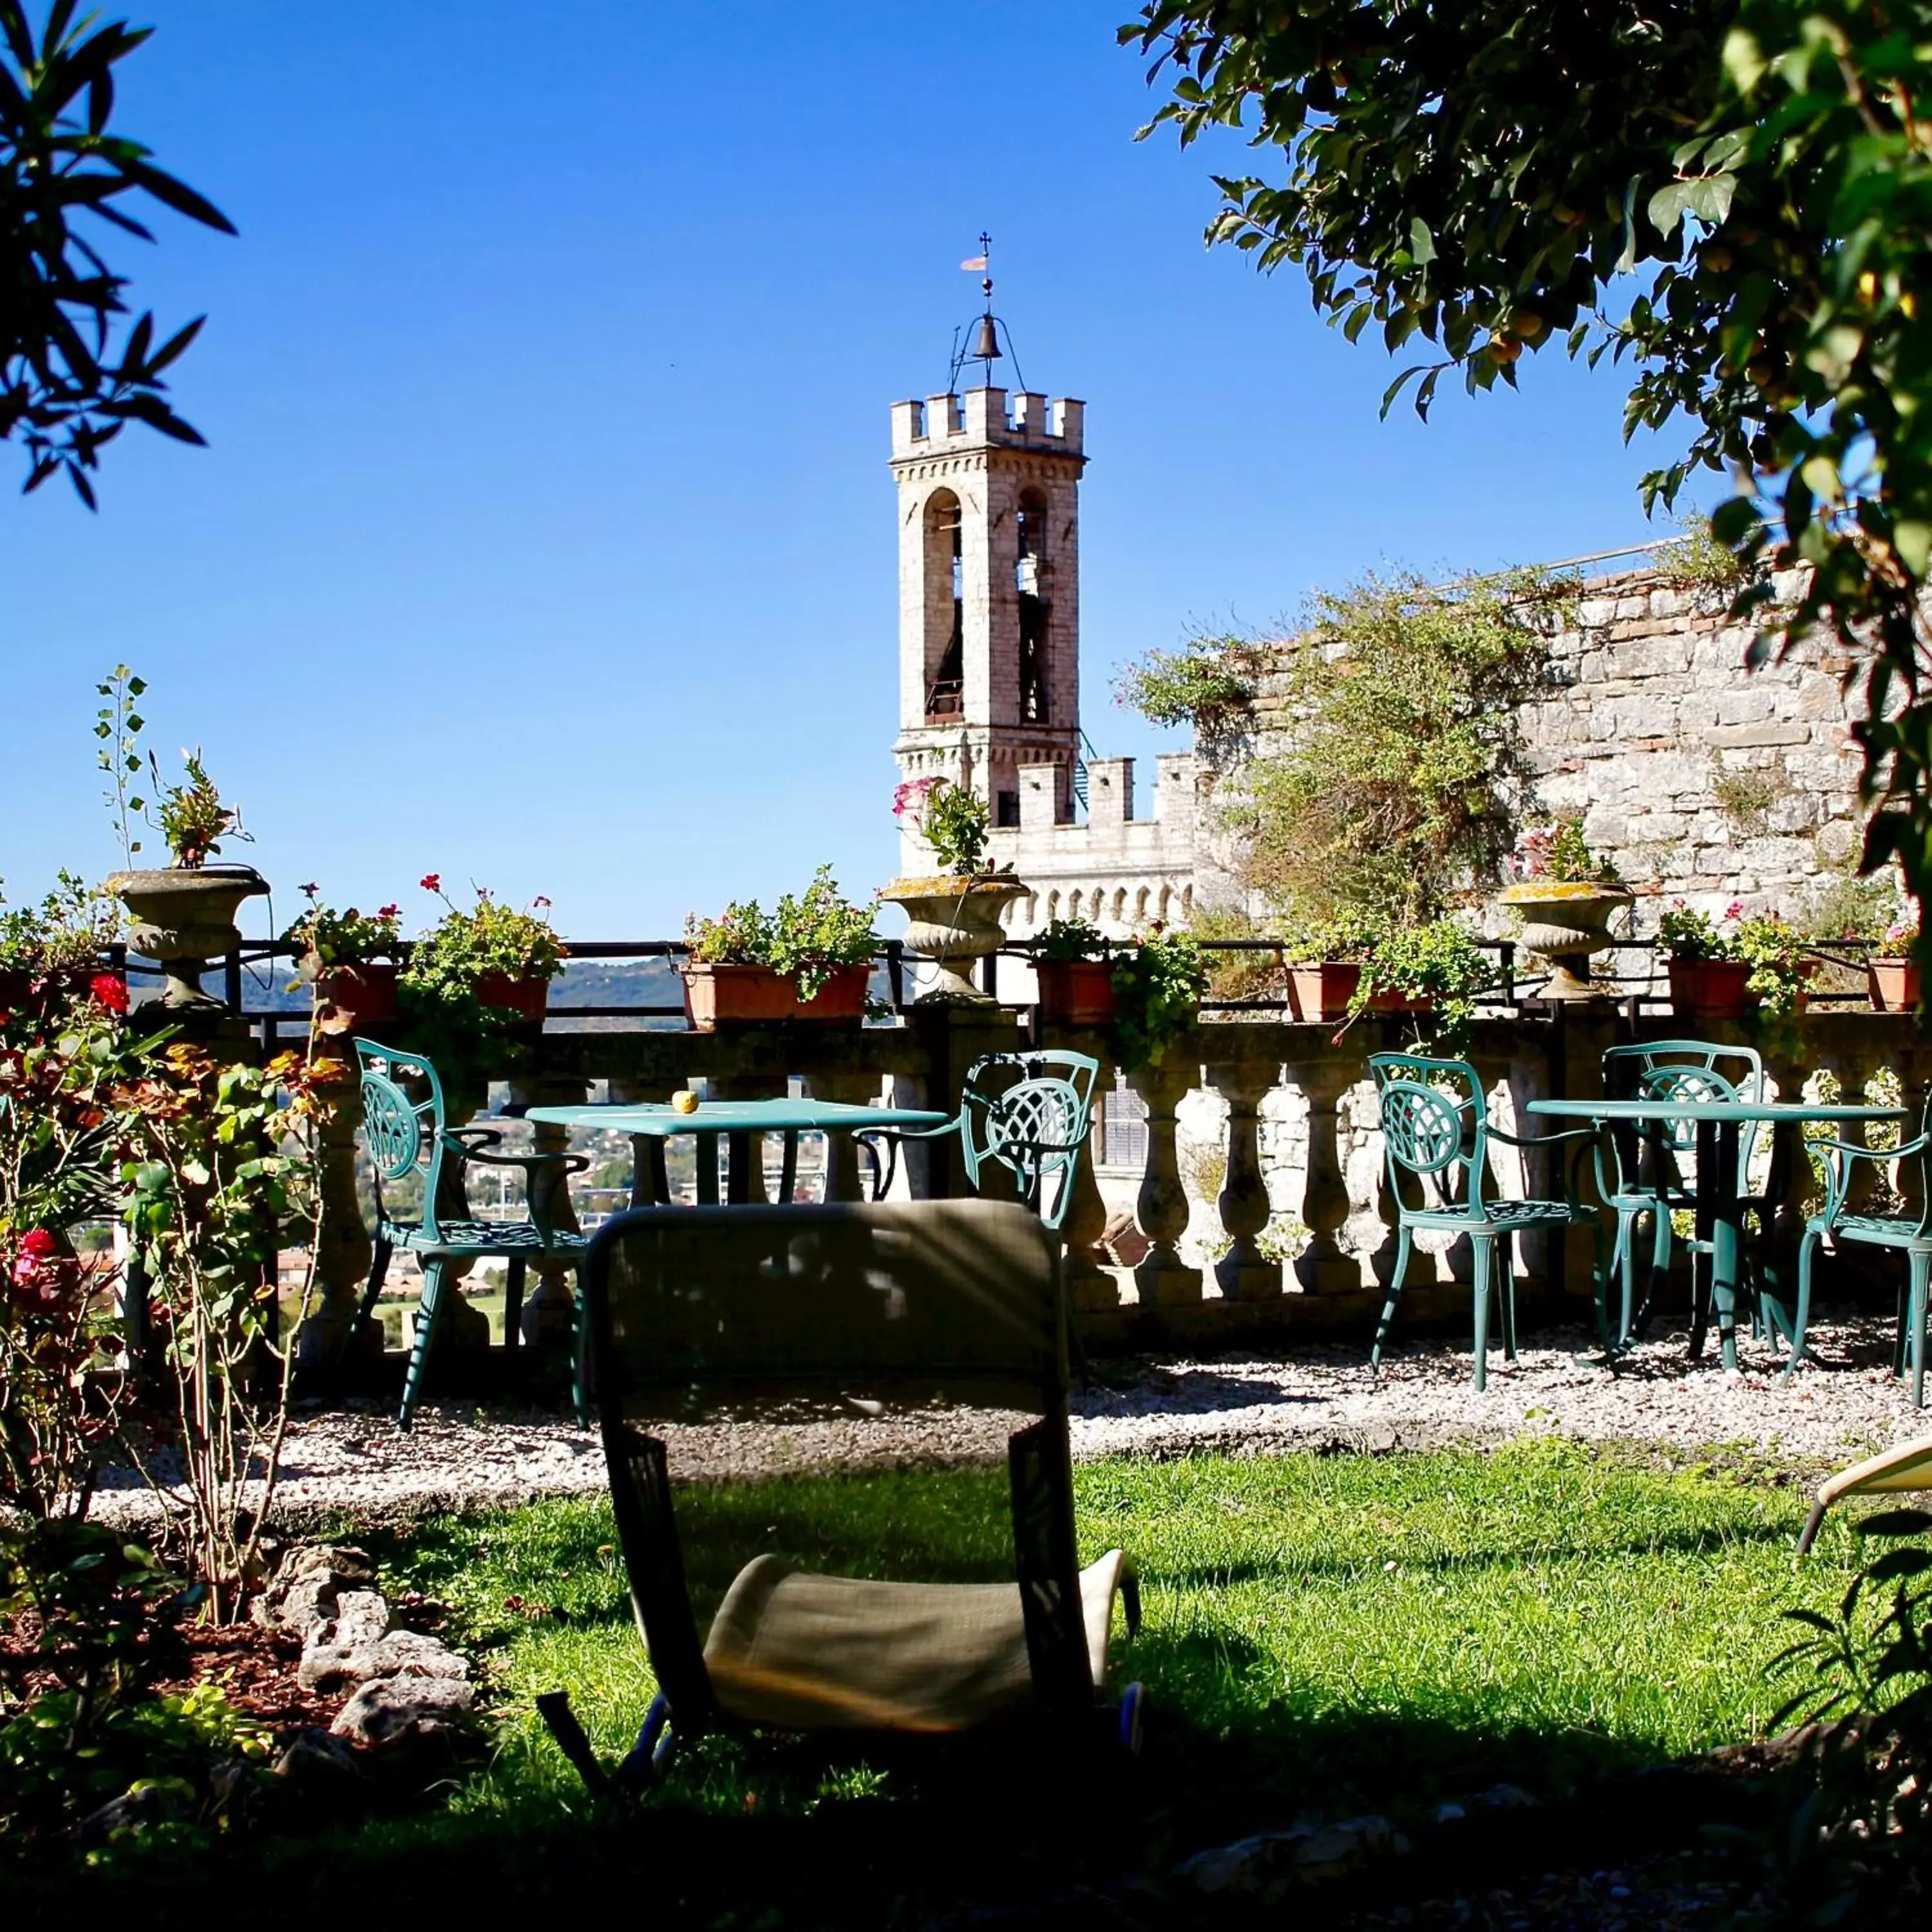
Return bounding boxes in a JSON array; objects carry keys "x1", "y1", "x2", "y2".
[
  {"x1": 925, "y1": 489, "x2": 963, "y2": 719},
  {"x1": 1016, "y1": 487, "x2": 1049, "y2": 724}
]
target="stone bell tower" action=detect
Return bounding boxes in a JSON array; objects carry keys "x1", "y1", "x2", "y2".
[{"x1": 888, "y1": 374, "x2": 1086, "y2": 872}]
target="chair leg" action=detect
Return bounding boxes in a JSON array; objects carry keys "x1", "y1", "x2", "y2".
[
  {"x1": 399, "y1": 1258, "x2": 447, "y2": 1432},
  {"x1": 570, "y1": 1262, "x2": 589, "y2": 1429},
  {"x1": 1470, "y1": 1235, "x2": 1493, "y2": 1394},
  {"x1": 1498, "y1": 1235, "x2": 1518, "y2": 1363},
  {"x1": 1370, "y1": 1227, "x2": 1413, "y2": 1373},
  {"x1": 1649, "y1": 1208, "x2": 1674, "y2": 1325},
  {"x1": 504, "y1": 1256, "x2": 527, "y2": 1352},
  {"x1": 348, "y1": 1235, "x2": 393, "y2": 1364},
  {"x1": 1910, "y1": 1251, "x2": 1931, "y2": 1410},
  {"x1": 1896, "y1": 1275, "x2": 1911, "y2": 1378},
  {"x1": 1784, "y1": 1229, "x2": 1819, "y2": 1384},
  {"x1": 1607, "y1": 1211, "x2": 1634, "y2": 1347}
]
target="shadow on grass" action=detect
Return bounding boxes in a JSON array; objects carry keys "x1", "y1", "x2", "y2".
[{"x1": 6, "y1": 1651, "x2": 1671, "y2": 1932}]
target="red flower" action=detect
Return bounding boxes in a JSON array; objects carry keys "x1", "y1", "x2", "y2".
[
  {"x1": 533, "y1": 896, "x2": 552, "y2": 910},
  {"x1": 376, "y1": 904, "x2": 401, "y2": 920},
  {"x1": 420, "y1": 874, "x2": 441, "y2": 893},
  {"x1": 89, "y1": 974, "x2": 129, "y2": 1013},
  {"x1": 19, "y1": 1230, "x2": 57, "y2": 1260}
]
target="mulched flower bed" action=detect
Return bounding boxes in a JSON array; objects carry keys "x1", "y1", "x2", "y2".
[{"x1": 149, "y1": 1623, "x2": 341, "y2": 1731}]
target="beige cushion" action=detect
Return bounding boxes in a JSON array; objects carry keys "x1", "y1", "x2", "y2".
[
  {"x1": 1817, "y1": 1431, "x2": 1932, "y2": 1507},
  {"x1": 701, "y1": 1549, "x2": 1130, "y2": 1733}
]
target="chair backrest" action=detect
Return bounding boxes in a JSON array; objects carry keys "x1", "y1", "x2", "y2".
[
  {"x1": 1602, "y1": 1039, "x2": 1765, "y2": 1189},
  {"x1": 1369, "y1": 1052, "x2": 1489, "y2": 1218},
  {"x1": 354, "y1": 1037, "x2": 453, "y2": 1239},
  {"x1": 584, "y1": 1198, "x2": 1068, "y2": 1418},
  {"x1": 955, "y1": 1051, "x2": 1099, "y2": 1233}
]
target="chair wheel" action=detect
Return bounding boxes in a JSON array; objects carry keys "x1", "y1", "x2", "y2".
[{"x1": 1118, "y1": 1682, "x2": 1146, "y2": 1756}]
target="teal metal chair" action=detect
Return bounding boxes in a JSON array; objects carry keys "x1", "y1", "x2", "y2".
[
  {"x1": 351, "y1": 1037, "x2": 590, "y2": 1429},
  {"x1": 1370, "y1": 1052, "x2": 1605, "y2": 1388},
  {"x1": 860, "y1": 1051, "x2": 1100, "y2": 1233},
  {"x1": 1796, "y1": 1094, "x2": 1932, "y2": 1406},
  {"x1": 1596, "y1": 1042, "x2": 1768, "y2": 1346}
]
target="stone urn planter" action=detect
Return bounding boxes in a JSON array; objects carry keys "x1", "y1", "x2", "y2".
[
  {"x1": 1667, "y1": 958, "x2": 1757, "y2": 1021},
  {"x1": 878, "y1": 875, "x2": 1026, "y2": 1005},
  {"x1": 106, "y1": 864, "x2": 269, "y2": 1010},
  {"x1": 1870, "y1": 956, "x2": 1922, "y2": 1012},
  {"x1": 1496, "y1": 882, "x2": 1633, "y2": 999},
  {"x1": 1035, "y1": 959, "x2": 1117, "y2": 1027},
  {"x1": 305, "y1": 958, "x2": 401, "y2": 1037}
]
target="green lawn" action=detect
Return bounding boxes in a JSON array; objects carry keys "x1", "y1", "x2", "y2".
[{"x1": 35, "y1": 1439, "x2": 1869, "y2": 1927}]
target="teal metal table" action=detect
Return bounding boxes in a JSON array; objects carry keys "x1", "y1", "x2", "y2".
[
  {"x1": 1527, "y1": 1097, "x2": 1905, "y2": 1369},
  {"x1": 522, "y1": 1098, "x2": 951, "y2": 1208}
]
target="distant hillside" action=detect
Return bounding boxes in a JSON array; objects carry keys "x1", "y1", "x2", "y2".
[{"x1": 223, "y1": 954, "x2": 688, "y2": 1025}]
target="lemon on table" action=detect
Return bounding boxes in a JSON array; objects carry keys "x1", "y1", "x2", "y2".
[{"x1": 671, "y1": 1089, "x2": 700, "y2": 1114}]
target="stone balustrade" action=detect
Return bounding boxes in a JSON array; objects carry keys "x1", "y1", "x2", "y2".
[{"x1": 291, "y1": 995, "x2": 1932, "y2": 1373}]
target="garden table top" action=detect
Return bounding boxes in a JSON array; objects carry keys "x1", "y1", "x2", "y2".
[
  {"x1": 1526, "y1": 1098, "x2": 1906, "y2": 1126},
  {"x1": 524, "y1": 1099, "x2": 949, "y2": 1135},
  {"x1": 520, "y1": 1097, "x2": 951, "y2": 1208}
]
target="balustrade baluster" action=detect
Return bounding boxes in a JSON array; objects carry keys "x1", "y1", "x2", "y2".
[
  {"x1": 298, "y1": 1063, "x2": 377, "y2": 1365},
  {"x1": 1283, "y1": 1057, "x2": 1356, "y2": 1291},
  {"x1": 805, "y1": 1071, "x2": 882, "y2": 1202},
  {"x1": 1128, "y1": 1059, "x2": 1202, "y2": 1304},
  {"x1": 1056, "y1": 1049, "x2": 1120, "y2": 1312},
  {"x1": 1206, "y1": 1060, "x2": 1281, "y2": 1301},
  {"x1": 607, "y1": 1075, "x2": 670, "y2": 1205}
]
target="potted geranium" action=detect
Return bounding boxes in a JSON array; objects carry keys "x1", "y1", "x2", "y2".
[
  {"x1": 681, "y1": 869, "x2": 878, "y2": 1028},
  {"x1": 1871, "y1": 914, "x2": 1921, "y2": 1012},
  {"x1": 1031, "y1": 915, "x2": 1116, "y2": 1025},
  {"x1": 284, "y1": 886, "x2": 403, "y2": 1035},
  {"x1": 1110, "y1": 927, "x2": 1208, "y2": 1070},
  {"x1": 105, "y1": 748, "x2": 267, "y2": 1012},
  {"x1": 1658, "y1": 899, "x2": 1811, "y2": 1024},
  {"x1": 1495, "y1": 817, "x2": 1631, "y2": 999},
  {"x1": 0, "y1": 873, "x2": 125, "y2": 1016},
  {"x1": 1347, "y1": 918, "x2": 1493, "y2": 1052},
  {"x1": 1283, "y1": 907, "x2": 1390, "y2": 1021},
  {"x1": 402, "y1": 875, "x2": 565, "y2": 1026},
  {"x1": 878, "y1": 777, "x2": 1024, "y2": 1005}
]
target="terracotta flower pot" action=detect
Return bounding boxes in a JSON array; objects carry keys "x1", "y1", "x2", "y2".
[
  {"x1": 1870, "y1": 957, "x2": 1921, "y2": 1012},
  {"x1": 475, "y1": 971, "x2": 551, "y2": 1024},
  {"x1": 1287, "y1": 962, "x2": 1363, "y2": 1022},
  {"x1": 308, "y1": 958, "x2": 401, "y2": 1036},
  {"x1": 681, "y1": 962, "x2": 797, "y2": 1030},
  {"x1": 1035, "y1": 958, "x2": 1117, "y2": 1026},
  {"x1": 1667, "y1": 958, "x2": 1757, "y2": 1021},
  {"x1": 877, "y1": 875, "x2": 1027, "y2": 1005},
  {"x1": 793, "y1": 961, "x2": 873, "y2": 1026}
]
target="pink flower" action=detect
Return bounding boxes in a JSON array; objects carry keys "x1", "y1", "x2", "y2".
[
  {"x1": 420, "y1": 874, "x2": 441, "y2": 893},
  {"x1": 89, "y1": 974, "x2": 128, "y2": 1014},
  {"x1": 533, "y1": 896, "x2": 552, "y2": 910},
  {"x1": 1723, "y1": 900, "x2": 1745, "y2": 921}
]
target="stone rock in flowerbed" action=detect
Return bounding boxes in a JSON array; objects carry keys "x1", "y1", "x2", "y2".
[
  {"x1": 297, "y1": 1587, "x2": 471, "y2": 1692},
  {"x1": 1180, "y1": 1815, "x2": 1411, "y2": 1899},
  {"x1": 252, "y1": 1542, "x2": 376, "y2": 1635},
  {"x1": 330, "y1": 1673, "x2": 477, "y2": 1750}
]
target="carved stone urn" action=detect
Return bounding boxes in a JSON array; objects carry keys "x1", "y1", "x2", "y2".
[
  {"x1": 878, "y1": 874, "x2": 1026, "y2": 1004},
  {"x1": 1496, "y1": 881, "x2": 1633, "y2": 1000},
  {"x1": 107, "y1": 864, "x2": 269, "y2": 1010}
]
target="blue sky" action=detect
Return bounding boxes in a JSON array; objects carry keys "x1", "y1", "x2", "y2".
[{"x1": 1, "y1": 1, "x2": 1700, "y2": 940}]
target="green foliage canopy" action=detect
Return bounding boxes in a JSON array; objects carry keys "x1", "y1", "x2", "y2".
[
  {"x1": 1122, "y1": 0, "x2": 1932, "y2": 952},
  {"x1": 1, "y1": 0, "x2": 233, "y2": 504},
  {"x1": 1217, "y1": 569, "x2": 1560, "y2": 924}
]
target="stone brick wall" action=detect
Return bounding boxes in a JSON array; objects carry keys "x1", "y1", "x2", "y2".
[{"x1": 1215, "y1": 562, "x2": 1871, "y2": 926}]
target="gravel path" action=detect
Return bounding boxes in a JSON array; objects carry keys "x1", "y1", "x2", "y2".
[{"x1": 90, "y1": 1307, "x2": 1928, "y2": 1530}]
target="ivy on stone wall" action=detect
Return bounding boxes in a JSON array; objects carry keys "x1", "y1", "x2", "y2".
[{"x1": 1186, "y1": 569, "x2": 1567, "y2": 926}]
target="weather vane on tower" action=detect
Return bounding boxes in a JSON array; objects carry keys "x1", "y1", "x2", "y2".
[{"x1": 947, "y1": 232, "x2": 1027, "y2": 393}]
